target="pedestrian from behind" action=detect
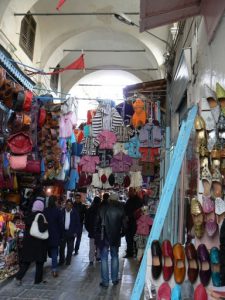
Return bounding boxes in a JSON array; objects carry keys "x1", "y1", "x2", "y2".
[
  {"x1": 85, "y1": 196, "x2": 101, "y2": 265},
  {"x1": 44, "y1": 195, "x2": 63, "y2": 277},
  {"x1": 15, "y1": 200, "x2": 48, "y2": 285}
]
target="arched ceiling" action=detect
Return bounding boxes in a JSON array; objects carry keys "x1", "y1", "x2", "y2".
[{"x1": 0, "y1": 0, "x2": 169, "y2": 92}]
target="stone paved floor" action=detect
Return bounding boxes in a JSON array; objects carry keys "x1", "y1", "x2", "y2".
[{"x1": 0, "y1": 231, "x2": 139, "y2": 300}]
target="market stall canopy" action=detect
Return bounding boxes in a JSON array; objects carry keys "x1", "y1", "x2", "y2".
[
  {"x1": 123, "y1": 79, "x2": 166, "y2": 111},
  {"x1": 140, "y1": 0, "x2": 225, "y2": 43}
]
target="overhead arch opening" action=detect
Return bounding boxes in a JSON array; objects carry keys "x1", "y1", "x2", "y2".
[{"x1": 69, "y1": 70, "x2": 142, "y2": 125}]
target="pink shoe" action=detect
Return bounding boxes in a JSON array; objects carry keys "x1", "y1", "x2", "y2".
[{"x1": 158, "y1": 282, "x2": 171, "y2": 300}]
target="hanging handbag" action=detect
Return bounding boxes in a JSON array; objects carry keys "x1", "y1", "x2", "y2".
[
  {"x1": 23, "y1": 91, "x2": 33, "y2": 112},
  {"x1": 9, "y1": 154, "x2": 27, "y2": 170},
  {"x1": 23, "y1": 159, "x2": 41, "y2": 174},
  {"x1": 30, "y1": 213, "x2": 49, "y2": 240},
  {"x1": 7, "y1": 132, "x2": 33, "y2": 154}
]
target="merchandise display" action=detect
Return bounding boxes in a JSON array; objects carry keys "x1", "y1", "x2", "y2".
[{"x1": 149, "y1": 83, "x2": 225, "y2": 298}]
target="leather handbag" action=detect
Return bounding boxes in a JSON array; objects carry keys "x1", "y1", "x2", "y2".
[
  {"x1": 23, "y1": 90, "x2": 33, "y2": 112},
  {"x1": 30, "y1": 213, "x2": 49, "y2": 240},
  {"x1": 5, "y1": 193, "x2": 21, "y2": 205},
  {"x1": 0, "y1": 67, "x2": 6, "y2": 88},
  {"x1": 9, "y1": 154, "x2": 27, "y2": 170},
  {"x1": 23, "y1": 159, "x2": 41, "y2": 174},
  {"x1": 13, "y1": 91, "x2": 24, "y2": 111},
  {"x1": 38, "y1": 108, "x2": 46, "y2": 127},
  {"x1": 7, "y1": 132, "x2": 33, "y2": 154}
]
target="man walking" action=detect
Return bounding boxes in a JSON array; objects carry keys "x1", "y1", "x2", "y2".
[
  {"x1": 73, "y1": 193, "x2": 87, "y2": 255},
  {"x1": 59, "y1": 200, "x2": 80, "y2": 265},
  {"x1": 95, "y1": 193, "x2": 126, "y2": 288},
  {"x1": 124, "y1": 188, "x2": 142, "y2": 258}
]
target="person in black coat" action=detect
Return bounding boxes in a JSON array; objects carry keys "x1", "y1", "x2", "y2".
[
  {"x1": 124, "y1": 188, "x2": 142, "y2": 258},
  {"x1": 73, "y1": 193, "x2": 87, "y2": 255},
  {"x1": 59, "y1": 200, "x2": 80, "y2": 265},
  {"x1": 15, "y1": 200, "x2": 48, "y2": 285},
  {"x1": 85, "y1": 196, "x2": 101, "y2": 265},
  {"x1": 44, "y1": 196, "x2": 63, "y2": 277},
  {"x1": 94, "y1": 193, "x2": 126, "y2": 288}
]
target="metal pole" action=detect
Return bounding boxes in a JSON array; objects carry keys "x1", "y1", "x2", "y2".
[
  {"x1": 63, "y1": 49, "x2": 146, "y2": 53},
  {"x1": 49, "y1": 67, "x2": 158, "y2": 71},
  {"x1": 14, "y1": 12, "x2": 139, "y2": 16}
]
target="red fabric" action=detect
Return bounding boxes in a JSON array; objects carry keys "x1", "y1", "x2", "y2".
[
  {"x1": 74, "y1": 129, "x2": 84, "y2": 143},
  {"x1": 28, "y1": 54, "x2": 85, "y2": 75},
  {"x1": 47, "y1": 54, "x2": 85, "y2": 75},
  {"x1": 56, "y1": 0, "x2": 66, "y2": 10},
  {"x1": 87, "y1": 110, "x2": 96, "y2": 125}
]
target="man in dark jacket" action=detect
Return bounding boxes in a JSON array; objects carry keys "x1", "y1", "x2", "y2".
[
  {"x1": 124, "y1": 188, "x2": 142, "y2": 258},
  {"x1": 85, "y1": 196, "x2": 101, "y2": 264},
  {"x1": 95, "y1": 193, "x2": 126, "y2": 288},
  {"x1": 59, "y1": 200, "x2": 80, "y2": 265},
  {"x1": 73, "y1": 193, "x2": 87, "y2": 255}
]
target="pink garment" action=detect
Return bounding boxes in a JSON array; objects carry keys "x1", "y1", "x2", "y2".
[
  {"x1": 79, "y1": 156, "x2": 99, "y2": 173},
  {"x1": 97, "y1": 130, "x2": 117, "y2": 149},
  {"x1": 136, "y1": 215, "x2": 153, "y2": 236},
  {"x1": 110, "y1": 152, "x2": 132, "y2": 172},
  {"x1": 59, "y1": 111, "x2": 77, "y2": 138}
]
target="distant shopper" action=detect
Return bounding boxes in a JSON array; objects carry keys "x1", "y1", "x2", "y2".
[
  {"x1": 44, "y1": 196, "x2": 63, "y2": 277},
  {"x1": 15, "y1": 200, "x2": 48, "y2": 285},
  {"x1": 100, "y1": 193, "x2": 110, "y2": 207},
  {"x1": 124, "y1": 188, "x2": 142, "y2": 258},
  {"x1": 85, "y1": 196, "x2": 101, "y2": 265},
  {"x1": 73, "y1": 193, "x2": 87, "y2": 255},
  {"x1": 59, "y1": 200, "x2": 80, "y2": 265},
  {"x1": 95, "y1": 193, "x2": 126, "y2": 288}
]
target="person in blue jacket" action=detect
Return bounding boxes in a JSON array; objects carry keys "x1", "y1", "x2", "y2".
[
  {"x1": 44, "y1": 196, "x2": 63, "y2": 277},
  {"x1": 59, "y1": 200, "x2": 80, "y2": 265}
]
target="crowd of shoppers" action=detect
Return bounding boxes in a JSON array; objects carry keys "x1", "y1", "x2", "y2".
[{"x1": 15, "y1": 188, "x2": 151, "y2": 288}]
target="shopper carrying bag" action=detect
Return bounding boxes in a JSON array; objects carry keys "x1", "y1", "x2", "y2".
[{"x1": 15, "y1": 200, "x2": 48, "y2": 285}]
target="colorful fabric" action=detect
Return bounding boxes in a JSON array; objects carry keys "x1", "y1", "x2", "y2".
[
  {"x1": 113, "y1": 142, "x2": 128, "y2": 155},
  {"x1": 116, "y1": 101, "x2": 134, "y2": 125},
  {"x1": 132, "y1": 99, "x2": 147, "y2": 128},
  {"x1": 139, "y1": 124, "x2": 161, "y2": 147},
  {"x1": 92, "y1": 103, "x2": 123, "y2": 137},
  {"x1": 113, "y1": 125, "x2": 133, "y2": 142},
  {"x1": 81, "y1": 137, "x2": 99, "y2": 155},
  {"x1": 129, "y1": 171, "x2": 143, "y2": 188},
  {"x1": 87, "y1": 109, "x2": 96, "y2": 125},
  {"x1": 59, "y1": 111, "x2": 77, "y2": 138},
  {"x1": 110, "y1": 152, "x2": 132, "y2": 172},
  {"x1": 139, "y1": 147, "x2": 159, "y2": 163},
  {"x1": 98, "y1": 149, "x2": 113, "y2": 168},
  {"x1": 79, "y1": 156, "x2": 100, "y2": 173},
  {"x1": 97, "y1": 130, "x2": 117, "y2": 149},
  {"x1": 92, "y1": 167, "x2": 112, "y2": 189},
  {"x1": 74, "y1": 129, "x2": 84, "y2": 143},
  {"x1": 130, "y1": 158, "x2": 142, "y2": 172},
  {"x1": 124, "y1": 136, "x2": 141, "y2": 158},
  {"x1": 136, "y1": 214, "x2": 153, "y2": 236},
  {"x1": 65, "y1": 169, "x2": 79, "y2": 190}
]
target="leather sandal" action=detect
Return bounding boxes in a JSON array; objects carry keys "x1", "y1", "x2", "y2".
[
  {"x1": 195, "y1": 115, "x2": 206, "y2": 130},
  {"x1": 201, "y1": 165, "x2": 212, "y2": 196},
  {"x1": 191, "y1": 198, "x2": 204, "y2": 239},
  {"x1": 212, "y1": 167, "x2": 223, "y2": 198}
]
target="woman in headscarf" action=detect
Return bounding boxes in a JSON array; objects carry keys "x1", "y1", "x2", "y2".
[
  {"x1": 44, "y1": 196, "x2": 63, "y2": 277},
  {"x1": 15, "y1": 199, "x2": 48, "y2": 285}
]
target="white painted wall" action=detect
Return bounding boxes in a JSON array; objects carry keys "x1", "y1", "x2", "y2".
[{"x1": 170, "y1": 16, "x2": 225, "y2": 142}]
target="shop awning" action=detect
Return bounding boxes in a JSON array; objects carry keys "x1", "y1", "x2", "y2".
[
  {"x1": 123, "y1": 79, "x2": 167, "y2": 111},
  {"x1": 0, "y1": 45, "x2": 35, "y2": 90},
  {"x1": 140, "y1": 0, "x2": 225, "y2": 43}
]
